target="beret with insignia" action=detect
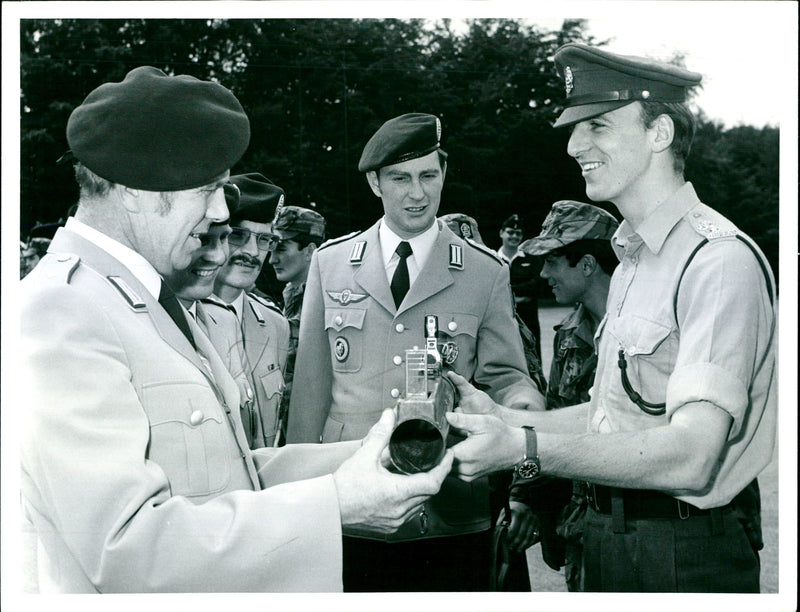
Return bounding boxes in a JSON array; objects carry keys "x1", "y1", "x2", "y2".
[
  {"x1": 228, "y1": 173, "x2": 285, "y2": 225},
  {"x1": 521, "y1": 200, "x2": 619, "y2": 256},
  {"x1": 439, "y1": 213, "x2": 485, "y2": 246},
  {"x1": 553, "y1": 43, "x2": 703, "y2": 128},
  {"x1": 358, "y1": 113, "x2": 448, "y2": 172},
  {"x1": 67, "y1": 66, "x2": 250, "y2": 190},
  {"x1": 501, "y1": 214, "x2": 523, "y2": 231}
]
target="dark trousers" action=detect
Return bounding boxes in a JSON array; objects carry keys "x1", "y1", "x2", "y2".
[
  {"x1": 582, "y1": 506, "x2": 760, "y2": 592},
  {"x1": 342, "y1": 531, "x2": 493, "y2": 592}
]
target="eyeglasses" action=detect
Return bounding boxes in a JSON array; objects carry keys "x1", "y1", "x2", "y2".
[
  {"x1": 190, "y1": 229, "x2": 231, "y2": 248},
  {"x1": 227, "y1": 228, "x2": 275, "y2": 251}
]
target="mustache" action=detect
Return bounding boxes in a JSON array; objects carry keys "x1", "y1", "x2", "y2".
[{"x1": 229, "y1": 253, "x2": 261, "y2": 267}]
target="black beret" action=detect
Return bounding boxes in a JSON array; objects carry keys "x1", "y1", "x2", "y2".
[
  {"x1": 67, "y1": 66, "x2": 250, "y2": 190},
  {"x1": 228, "y1": 173, "x2": 285, "y2": 225},
  {"x1": 501, "y1": 214, "x2": 523, "y2": 231},
  {"x1": 553, "y1": 43, "x2": 703, "y2": 128},
  {"x1": 358, "y1": 113, "x2": 447, "y2": 172}
]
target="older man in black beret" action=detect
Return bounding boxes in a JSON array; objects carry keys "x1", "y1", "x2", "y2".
[
  {"x1": 446, "y1": 44, "x2": 777, "y2": 593},
  {"x1": 20, "y1": 68, "x2": 453, "y2": 593},
  {"x1": 287, "y1": 112, "x2": 544, "y2": 592}
]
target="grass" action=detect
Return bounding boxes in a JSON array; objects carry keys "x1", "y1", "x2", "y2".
[{"x1": 527, "y1": 305, "x2": 779, "y2": 593}]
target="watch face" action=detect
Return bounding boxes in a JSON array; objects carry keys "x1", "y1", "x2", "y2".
[{"x1": 517, "y1": 459, "x2": 540, "y2": 479}]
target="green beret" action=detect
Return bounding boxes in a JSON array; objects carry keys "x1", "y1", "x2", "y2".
[
  {"x1": 553, "y1": 43, "x2": 703, "y2": 128},
  {"x1": 228, "y1": 173, "x2": 285, "y2": 225},
  {"x1": 272, "y1": 206, "x2": 326, "y2": 241},
  {"x1": 67, "y1": 66, "x2": 250, "y2": 191},
  {"x1": 439, "y1": 213, "x2": 485, "y2": 246},
  {"x1": 358, "y1": 113, "x2": 447, "y2": 172},
  {"x1": 521, "y1": 201, "x2": 619, "y2": 256}
]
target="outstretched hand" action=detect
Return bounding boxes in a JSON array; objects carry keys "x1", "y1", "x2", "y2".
[
  {"x1": 445, "y1": 371, "x2": 502, "y2": 417},
  {"x1": 445, "y1": 411, "x2": 525, "y2": 481},
  {"x1": 333, "y1": 409, "x2": 453, "y2": 533}
]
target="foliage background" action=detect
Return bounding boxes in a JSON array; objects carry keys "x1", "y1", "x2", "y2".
[{"x1": 20, "y1": 18, "x2": 780, "y2": 292}]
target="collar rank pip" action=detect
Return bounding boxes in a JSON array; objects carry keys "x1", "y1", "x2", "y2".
[
  {"x1": 448, "y1": 244, "x2": 463, "y2": 270},
  {"x1": 349, "y1": 241, "x2": 367, "y2": 264}
]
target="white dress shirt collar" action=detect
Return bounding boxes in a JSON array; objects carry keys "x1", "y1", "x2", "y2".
[
  {"x1": 379, "y1": 218, "x2": 439, "y2": 285},
  {"x1": 66, "y1": 217, "x2": 162, "y2": 299}
]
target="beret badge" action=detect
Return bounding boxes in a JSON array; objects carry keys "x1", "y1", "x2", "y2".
[{"x1": 565, "y1": 66, "x2": 574, "y2": 95}]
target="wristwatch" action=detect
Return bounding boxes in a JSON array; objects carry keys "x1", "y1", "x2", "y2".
[{"x1": 514, "y1": 426, "x2": 541, "y2": 480}]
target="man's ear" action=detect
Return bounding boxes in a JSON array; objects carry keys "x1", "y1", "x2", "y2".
[
  {"x1": 304, "y1": 242, "x2": 318, "y2": 260},
  {"x1": 651, "y1": 114, "x2": 675, "y2": 154},
  {"x1": 118, "y1": 186, "x2": 143, "y2": 213},
  {"x1": 366, "y1": 171, "x2": 382, "y2": 197},
  {"x1": 581, "y1": 254, "x2": 598, "y2": 276}
]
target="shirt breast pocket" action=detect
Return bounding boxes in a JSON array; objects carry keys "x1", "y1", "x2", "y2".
[
  {"x1": 325, "y1": 307, "x2": 367, "y2": 373},
  {"x1": 606, "y1": 315, "x2": 676, "y2": 408},
  {"x1": 436, "y1": 313, "x2": 479, "y2": 371},
  {"x1": 141, "y1": 381, "x2": 231, "y2": 498}
]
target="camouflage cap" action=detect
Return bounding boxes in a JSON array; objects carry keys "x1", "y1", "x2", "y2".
[
  {"x1": 272, "y1": 205, "x2": 326, "y2": 241},
  {"x1": 439, "y1": 213, "x2": 485, "y2": 245},
  {"x1": 521, "y1": 201, "x2": 619, "y2": 256}
]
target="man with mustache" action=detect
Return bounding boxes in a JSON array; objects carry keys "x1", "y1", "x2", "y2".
[{"x1": 206, "y1": 173, "x2": 291, "y2": 448}]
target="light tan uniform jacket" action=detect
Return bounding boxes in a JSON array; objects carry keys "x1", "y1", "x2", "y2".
[
  {"x1": 20, "y1": 228, "x2": 354, "y2": 593},
  {"x1": 287, "y1": 220, "x2": 543, "y2": 541}
]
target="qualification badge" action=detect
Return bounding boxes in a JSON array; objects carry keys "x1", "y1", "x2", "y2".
[
  {"x1": 334, "y1": 337, "x2": 350, "y2": 362},
  {"x1": 439, "y1": 342, "x2": 459, "y2": 366}
]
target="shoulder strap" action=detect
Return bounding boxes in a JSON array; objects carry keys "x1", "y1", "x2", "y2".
[{"x1": 674, "y1": 235, "x2": 774, "y2": 321}]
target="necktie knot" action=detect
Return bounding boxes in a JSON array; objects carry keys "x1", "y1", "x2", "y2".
[{"x1": 396, "y1": 241, "x2": 413, "y2": 259}]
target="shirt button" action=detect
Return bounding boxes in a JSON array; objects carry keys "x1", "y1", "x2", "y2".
[
  {"x1": 334, "y1": 315, "x2": 343, "y2": 326},
  {"x1": 395, "y1": 323, "x2": 405, "y2": 333},
  {"x1": 189, "y1": 410, "x2": 204, "y2": 426},
  {"x1": 390, "y1": 388, "x2": 400, "y2": 399},
  {"x1": 393, "y1": 355, "x2": 403, "y2": 366},
  {"x1": 448, "y1": 321, "x2": 457, "y2": 332}
]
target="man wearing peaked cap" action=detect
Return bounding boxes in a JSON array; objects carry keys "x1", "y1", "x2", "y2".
[
  {"x1": 446, "y1": 44, "x2": 776, "y2": 594},
  {"x1": 21, "y1": 68, "x2": 453, "y2": 593},
  {"x1": 288, "y1": 112, "x2": 544, "y2": 592}
]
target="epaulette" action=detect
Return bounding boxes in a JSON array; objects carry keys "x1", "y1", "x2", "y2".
[
  {"x1": 685, "y1": 207, "x2": 737, "y2": 241},
  {"x1": 49, "y1": 252, "x2": 82, "y2": 284},
  {"x1": 463, "y1": 238, "x2": 504, "y2": 265},
  {"x1": 247, "y1": 291, "x2": 284, "y2": 316},
  {"x1": 317, "y1": 230, "x2": 363, "y2": 252},
  {"x1": 106, "y1": 274, "x2": 147, "y2": 311}
]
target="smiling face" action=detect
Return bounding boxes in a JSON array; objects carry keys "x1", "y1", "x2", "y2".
[
  {"x1": 126, "y1": 174, "x2": 230, "y2": 278},
  {"x1": 214, "y1": 219, "x2": 272, "y2": 293},
  {"x1": 500, "y1": 227, "x2": 523, "y2": 250},
  {"x1": 165, "y1": 222, "x2": 230, "y2": 304},
  {"x1": 566, "y1": 102, "x2": 656, "y2": 206},
  {"x1": 367, "y1": 151, "x2": 446, "y2": 239},
  {"x1": 540, "y1": 253, "x2": 588, "y2": 305}
]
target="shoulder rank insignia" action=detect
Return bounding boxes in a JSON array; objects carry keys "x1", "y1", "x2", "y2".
[
  {"x1": 107, "y1": 275, "x2": 147, "y2": 310},
  {"x1": 448, "y1": 244, "x2": 464, "y2": 269},
  {"x1": 688, "y1": 210, "x2": 737, "y2": 240},
  {"x1": 349, "y1": 241, "x2": 367, "y2": 264},
  {"x1": 327, "y1": 289, "x2": 368, "y2": 306},
  {"x1": 248, "y1": 299, "x2": 266, "y2": 325}
]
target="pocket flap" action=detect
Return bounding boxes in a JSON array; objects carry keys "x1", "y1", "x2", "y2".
[
  {"x1": 324, "y1": 307, "x2": 367, "y2": 332},
  {"x1": 607, "y1": 315, "x2": 671, "y2": 356},
  {"x1": 438, "y1": 313, "x2": 479, "y2": 339}
]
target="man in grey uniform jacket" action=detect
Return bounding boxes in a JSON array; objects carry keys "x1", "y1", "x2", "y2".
[
  {"x1": 19, "y1": 68, "x2": 452, "y2": 594},
  {"x1": 287, "y1": 113, "x2": 544, "y2": 591}
]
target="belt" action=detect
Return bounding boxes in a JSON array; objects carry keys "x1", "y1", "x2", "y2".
[{"x1": 587, "y1": 484, "x2": 730, "y2": 520}]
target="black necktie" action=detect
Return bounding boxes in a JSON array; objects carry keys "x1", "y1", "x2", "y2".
[
  {"x1": 158, "y1": 282, "x2": 196, "y2": 349},
  {"x1": 390, "y1": 241, "x2": 413, "y2": 308}
]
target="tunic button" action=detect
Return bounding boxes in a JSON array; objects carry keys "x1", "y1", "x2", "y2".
[
  {"x1": 390, "y1": 388, "x2": 400, "y2": 399},
  {"x1": 245, "y1": 386, "x2": 253, "y2": 399},
  {"x1": 334, "y1": 315, "x2": 343, "y2": 326},
  {"x1": 189, "y1": 410, "x2": 204, "y2": 426},
  {"x1": 393, "y1": 355, "x2": 403, "y2": 366},
  {"x1": 627, "y1": 346, "x2": 637, "y2": 356},
  {"x1": 448, "y1": 321, "x2": 457, "y2": 332},
  {"x1": 395, "y1": 323, "x2": 405, "y2": 333}
]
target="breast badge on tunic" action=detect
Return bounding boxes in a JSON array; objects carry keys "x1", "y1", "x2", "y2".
[
  {"x1": 439, "y1": 342, "x2": 459, "y2": 366},
  {"x1": 327, "y1": 289, "x2": 367, "y2": 306},
  {"x1": 334, "y1": 337, "x2": 350, "y2": 362}
]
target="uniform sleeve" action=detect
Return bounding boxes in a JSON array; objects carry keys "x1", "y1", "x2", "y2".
[
  {"x1": 667, "y1": 238, "x2": 775, "y2": 438},
  {"x1": 21, "y1": 284, "x2": 342, "y2": 592},
  {"x1": 473, "y1": 263, "x2": 545, "y2": 411},
  {"x1": 286, "y1": 250, "x2": 334, "y2": 443}
]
